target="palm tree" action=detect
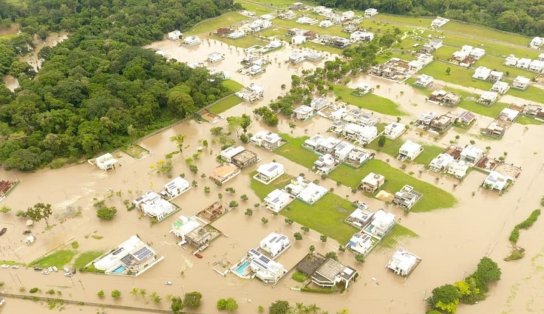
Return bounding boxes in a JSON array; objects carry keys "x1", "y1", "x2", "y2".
[{"x1": 170, "y1": 134, "x2": 185, "y2": 154}]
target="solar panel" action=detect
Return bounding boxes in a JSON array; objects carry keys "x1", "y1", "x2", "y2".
[{"x1": 134, "y1": 247, "x2": 153, "y2": 260}]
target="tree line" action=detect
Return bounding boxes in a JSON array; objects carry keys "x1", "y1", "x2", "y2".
[
  {"x1": 311, "y1": 0, "x2": 544, "y2": 37},
  {"x1": 0, "y1": 0, "x2": 240, "y2": 170}
]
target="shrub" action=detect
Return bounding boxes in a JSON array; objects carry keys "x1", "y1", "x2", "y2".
[
  {"x1": 184, "y1": 291, "x2": 202, "y2": 309},
  {"x1": 111, "y1": 290, "x2": 121, "y2": 299},
  {"x1": 29, "y1": 287, "x2": 39, "y2": 294},
  {"x1": 217, "y1": 297, "x2": 238, "y2": 312}
]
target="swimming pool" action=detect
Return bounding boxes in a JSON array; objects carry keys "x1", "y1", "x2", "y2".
[
  {"x1": 233, "y1": 260, "x2": 251, "y2": 277},
  {"x1": 112, "y1": 265, "x2": 126, "y2": 274}
]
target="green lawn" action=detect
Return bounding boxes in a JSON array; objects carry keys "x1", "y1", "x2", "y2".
[
  {"x1": 458, "y1": 99, "x2": 507, "y2": 119},
  {"x1": 508, "y1": 86, "x2": 544, "y2": 105},
  {"x1": 74, "y1": 251, "x2": 104, "y2": 270},
  {"x1": 275, "y1": 134, "x2": 318, "y2": 169},
  {"x1": 418, "y1": 144, "x2": 445, "y2": 165},
  {"x1": 420, "y1": 61, "x2": 493, "y2": 91},
  {"x1": 211, "y1": 34, "x2": 268, "y2": 48},
  {"x1": 329, "y1": 160, "x2": 457, "y2": 212},
  {"x1": 31, "y1": 250, "x2": 77, "y2": 268},
  {"x1": 333, "y1": 85, "x2": 405, "y2": 116},
  {"x1": 223, "y1": 79, "x2": 244, "y2": 92},
  {"x1": 250, "y1": 173, "x2": 358, "y2": 244},
  {"x1": 301, "y1": 41, "x2": 343, "y2": 55},
  {"x1": 187, "y1": 12, "x2": 247, "y2": 35},
  {"x1": 208, "y1": 95, "x2": 243, "y2": 114},
  {"x1": 378, "y1": 224, "x2": 418, "y2": 249}
]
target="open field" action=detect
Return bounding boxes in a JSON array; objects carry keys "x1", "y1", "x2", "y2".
[
  {"x1": 208, "y1": 95, "x2": 243, "y2": 114},
  {"x1": 250, "y1": 174, "x2": 358, "y2": 244},
  {"x1": 275, "y1": 133, "x2": 318, "y2": 168},
  {"x1": 30, "y1": 250, "x2": 77, "y2": 268},
  {"x1": 329, "y1": 160, "x2": 457, "y2": 212},
  {"x1": 333, "y1": 85, "x2": 405, "y2": 116},
  {"x1": 186, "y1": 12, "x2": 247, "y2": 35},
  {"x1": 378, "y1": 224, "x2": 418, "y2": 249},
  {"x1": 366, "y1": 137, "x2": 443, "y2": 166}
]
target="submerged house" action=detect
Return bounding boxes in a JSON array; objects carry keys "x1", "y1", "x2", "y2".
[
  {"x1": 482, "y1": 171, "x2": 512, "y2": 192},
  {"x1": 254, "y1": 162, "x2": 284, "y2": 184},
  {"x1": 259, "y1": 232, "x2": 290, "y2": 258},
  {"x1": 133, "y1": 192, "x2": 178, "y2": 222},
  {"x1": 366, "y1": 210, "x2": 395, "y2": 238},
  {"x1": 160, "y1": 177, "x2": 191, "y2": 200},
  {"x1": 250, "y1": 131, "x2": 284, "y2": 150},
  {"x1": 360, "y1": 172, "x2": 385, "y2": 193},
  {"x1": 94, "y1": 153, "x2": 118, "y2": 171},
  {"x1": 345, "y1": 204, "x2": 374, "y2": 229},
  {"x1": 386, "y1": 249, "x2": 421, "y2": 277},
  {"x1": 209, "y1": 164, "x2": 241, "y2": 185},
  {"x1": 393, "y1": 185, "x2": 422, "y2": 210},
  {"x1": 398, "y1": 140, "x2": 423, "y2": 161},
  {"x1": 429, "y1": 153, "x2": 455, "y2": 172},
  {"x1": 264, "y1": 189, "x2": 294, "y2": 213}
]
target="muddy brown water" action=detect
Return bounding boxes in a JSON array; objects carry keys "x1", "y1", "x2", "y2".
[{"x1": 0, "y1": 39, "x2": 543, "y2": 313}]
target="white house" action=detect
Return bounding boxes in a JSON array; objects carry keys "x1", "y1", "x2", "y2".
[
  {"x1": 296, "y1": 16, "x2": 318, "y2": 25},
  {"x1": 248, "y1": 249, "x2": 287, "y2": 284},
  {"x1": 384, "y1": 123, "x2": 406, "y2": 139},
  {"x1": 368, "y1": 210, "x2": 395, "y2": 238},
  {"x1": 512, "y1": 76, "x2": 530, "y2": 90},
  {"x1": 347, "y1": 233, "x2": 374, "y2": 256},
  {"x1": 539, "y1": 53, "x2": 544, "y2": 61},
  {"x1": 182, "y1": 36, "x2": 201, "y2": 46},
  {"x1": 447, "y1": 160, "x2": 469, "y2": 178},
  {"x1": 530, "y1": 37, "x2": 544, "y2": 49},
  {"x1": 264, "y1": 189, "x2": 294, "y2": 213},
  {"x1": 415, "y1": 74, "x2": 433, "y2": 87},
  {"x1": 210, "y1": 164, "x2": 241, "y2": 185},
  {"x1": 431, "y1": 17, "x2": 449, "y2": 28},
  {"x1": 95, "y1": 153, "x2": 118, "y2": 171},
  {"x1": 254, "y1": 162, "x2": 284, "y2": 184},
  {"x1": 227, "y1": 30, "x2": 246, "y2": 39},
  {"x1": 478, "y1": 91, "x2": 498, "y2": 105},
  {"x1": 499, "y1": 108, "x2": 519, "y2": 122},
  {"x1": 360, "y1": 172, "x2": 385, "y2": 193},
  {"x1": 250, "y1": 131, "x2": 284, "y2": 150},
  {"x1": 398, "y1": 140, "x2": 423, "y2": 161},
  {"x1": 297, "y1": 182, "x2": 327, "y2": 204},
  {"x1": 386, "y1": 249, "x2": 421, "y2": 277},
  {"x1": 314, "y1": 154, "x2": 336, "y2": 174},
  {"x1": 473, "y1": 66, "x2": 491, "y2": 80},
  {"x1": 333, "y1": 141, "x2": 354, "y2": 161},
  {"x1": 350, "y1": 31, "x2": 374, "y2": 42},
  {"x1": 319, "y1": 20, "x2": 333, "y2": 28},
  {"x1": 460, "y1": 145, "x2": 484, "y2": 165},
  {"x1": 529, "y1": 60, "x2": 544, "y2": 73},
  {"x1": 310, "y1": 97, "x2": 329, "y2": 111},
  {"x1": 504, "y1": 54, "x2": 519, "y2": 66},
  {"x1": 491, "y1": 81, "x2": 510, "y2": 94},
  {"x1": 364, "y1": 8, "x2": 378, "y2": 17},
  {"x1": 133, "y1": 192, "x2": 177, "y2": 222},
  {"x1": 260, "y1": 232, "x2": 290, "y2": 258},
  {"x1": 291, "y1": 35, "x2": 306, "y2": 45},
  {"x1": 345, "y1": 205, "x2": 374, "y2": 229},
  {"x1": 236, "y1": 83, "x2": 264, "y2": 102},
  {"x1": 482, "y1": 171, "x2": 512, "y2": 191},
  {"x1": 429, "y1": 153, "x2": 455, "y2": 172},
  {"x1": 342, "y1": 123, "x2": 378, "y2": 144},
  {"x1": 517, "y1": 58, "x2": 531, "y2": 69},
  {"x1": 167, "y1": 30, "x2": 182, "y2": 40},
  {"x1": 170, "y1": 215, "x2": 203, "y2": 242},
  {"x1": 489, "y1": 71, "x2": 504, "y2": 82},
  {"x1": 293, "y1": 105, "x2": 314, "y2": 120},
  {"x1": 220, "y1": 146, "x2": 245, "y2": 162},
  {"x1": 207, "y1": 52, "x2": 224, "y2": 63},
  {"x1": 160, "y1": 177, "x2": 191, "y2": 200},
  {"x1": 470, "y1": 48, "x2": 486, "y2": 60}
]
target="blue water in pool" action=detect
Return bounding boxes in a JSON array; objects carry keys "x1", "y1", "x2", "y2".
[
  {"x1": 112, "y1": 265, "x2": 126, "y2": 273},
  {"x1": 234, "y1": 261, "x2": 250, "y2": 276}
]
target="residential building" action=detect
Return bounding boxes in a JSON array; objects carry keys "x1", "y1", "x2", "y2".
[
  {"x1": 360, "y1": 172, "x2": 385, "y2": 193},
  {"x1": 231, "y1": 150, "x2": 258, "y2": 169},
  {"x1": 383, "y1": 123, "x2": 406, "y2": 139},
  {"x1": 364, "y1": 8, "x2": 378, "y2": 17},
  {"x1": 345, "y1": 204, "x2": 374, "y2": 228},
  {"x1": 93, "y1": 235, "x2": 163, "y2": 276},
  {"x1": 386, "y1": 249, "x2": 421, "y2": 277},
  {"x1": 393, "y1": 185, "x2": 422, "y2": 210},
  {"x1": 491, "y1": 81, "x2": 510, "y2": 94},
  {"x1": 254, "y1": 162, "x2": 284, "y2": 184},
  {"x1": 529, "y1": 60, "x2": 544, "y2": 72},
  {"x1": 248, "y1": 249, "x2": 287, "y2": 284},
  {"x1": 456, "y1": 111, "x2": 476, "y2": 126},
  {"x1": 319, "y1": 20, "x2": 333, "y2": 28},
  {"x1": 447, "y1": 160, "x2": 469, "y2": 179},
  {"x1": 260, "y1": 232, "x2": 290, "y2": 258},
  {"x1": 311, "y1": 258, "x2": 358, "y2": 289},
  {"x1": 353, "y1": 83, "x2": 373, "y2": 95},
  {"x1": 250, "y1": 131, "x2": 284, "y2": 150},
  {"x1": 293, "y1": 105, "x2": 314, "y2": 120},
  {"x1": 346, "y1": 147, "x2": 374, "y2": 166},
  {"x1": 182, "y1": 36, "x2": 201, "y2": 46},
  {"x1": 95, "y1": 153, "x2": 118, "y2": 171},
  {"x1": 512, "y1": 76, "x2": 530, "y2": 90},
  {"x1": 185, "y1": 227, "x2": 213, "y2": 251},
  {"x1": 227, "y1": 30, "x2": 246, "y2": 39},
  {"x1": 499, "y1": 108, "x2": 519, "y2": 122},
  {"x1": 429, "y1": 153, "x2": 455, "y2": 172},
  {"x1": 314, "y1": 154, "x2": 337, "y2": 174},
  {"x1": 209, "y1": 164, "x2": 241, "y2": 185},
  {"x1": 460, "y1": 145, "x2": 484, "y2": 165},
  {"x1": 489, "y1": 71, "x2": 504, "y2": 82},
  {"x1": 473, "y1": 66, "x2": 491, "y2": 80},
  {"x1": 207, "y1": 52, "x2": 224, "y2": 63},
  {"x1": 170, "y1": 215, "x2": 204, "y2": 244},
  {"x1": 482, "y1": 171, "x2": 512, "y2": 192},
  {"x1": 220, "y1": 146, "x2": 246, "y2": 163},
  {"x1": 347, "y1": 233, "x2": 374, "y2": 256},
  {"x1": 133, "y1": 191, "x2": 178, "y2": 222},
  {"x1": 236, "y1": 83, "x2": 264, "y2": 102},
  {"x1": 342, "y1": 123, "x2": 378, "y2": 144},
  {"x1": 430, "y1": 113, "x2": 455, "y2": 133},
  {"x1": 350, "y1": 31, "x2": 374, "y2": 42},
  {"x1": 264, "y1": 189, "x2": 294, "y2": 213},
  {"x1": 303, "y1": 135, "x2": 325, "y2": 151},
  {"x1": 279, "y1": 10, "x2": 297, "y2": 20},
  {"x1": 310, "y1": 97, "x2": 329, "y2": 111},
  {"x1": 296, "y1": 16, "x2": 318, "y2": 25},
  {"x1": 427, "y1": 89, "x2": 460, "y2": 107},
  {"x1": 483, "y1": 120, "x2": 506, "y2": 138},
  {"x1": 160, "y1": 177, "x2": 191, "y2": 200},
  {"x1": 415, "y1": 74, "x2": 433, "y2": 87},
  {"x1": 530, "y1": 37, "x2": 544, "y2": 49},
  {"x1": 367, "y1": 210, "x2": 395, "y2": 238},
  {"x1": 478, "y1": 91, "x2": 498, "y2": 105},
  {"x1": 297, "y1": 182, "x2": 327, "y2": 204},
  {"x1": 398, "y1": 140, "x2": 423, "y2": 161},
  {"x1": 333, "y1": 141, "x2": 354, "y2": 162},
  {"x1": 167, "y1": 30, "x2": 182, "y2": 40},
  {"x1": 315, "y1": 137, "x2": 340, "y2": 154},
  {"x1": 431, "y1": 17, "x2": 449, "y2": 28}
]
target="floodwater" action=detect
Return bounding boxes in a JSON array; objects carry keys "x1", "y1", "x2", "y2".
[
  {"x1": 2, "y1": 75, "x2": 19, "y2": 92},
  {"x1": 0, "y1": 38, "x2": 544, "y2": 313},
  {"x1": 20, "y1": 32, "x2": 68, "y2": 72}
]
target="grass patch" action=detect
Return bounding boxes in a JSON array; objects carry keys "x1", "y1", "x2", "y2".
[
  {"x1": 377, "y1": 224, "x2": 418, "y2": 249},
  {"x1": 508, "y1": 209, "x2": 541, "y2": 244},
  {"x1": 301, "y1": 41, "x2": 343, "y2": 55},
  {"x1": 31, "y1": 250, "x2": 77, "y2": 268},
  {"x1": 208, "y1": 95, "x2": 243, "y2": 114},
  {"x1": 211, "y1": 34, "x2": 267, "y2": 48},
  {"x1": 366, "y1": 138, "x2": 443, "y2": 166},
  {"x1": 186, "y1": 12, "x2": 247, "y2": 35},
  {"x1": 417, "y1": 144, "x2": 444, "y2": 165},
  {"x1": 250, "y1": 174, "x2": 358, "y2": 244},
  {"x1": 329, "y1": 160, "x2": 456, "y2": 212},
  {"x1": 333, "y1": 85, "x2": 405, "y2": 116},
  {"x1": 291, "y1": 271, "x2": 308, "y2": 282},
  {"x1": 507, "y1": 86, "x2": 544, "y2": 105},
  {"x1": 222, "y1": 79, "x2": 244, "y2": 93},
  {"x1": 0, "y1": 260, "x2": 25, "y2": 266},
  {"x1": 74, "y1": 251, "x2": 104, "y2": 270},
  {"x1": 275, "y1": 134, "x2": 318, "y2": 169},
  {"x1": 121, "y1": 144, "x2": 149, "y2": 159}
]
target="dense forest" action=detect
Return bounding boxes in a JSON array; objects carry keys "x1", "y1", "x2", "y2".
[
  {"x1": 312, "y1": 0, "x2": 544, "y2": 36},
  {"x1": 0, "y1": 0, "x2": 239, "y2": 170}
]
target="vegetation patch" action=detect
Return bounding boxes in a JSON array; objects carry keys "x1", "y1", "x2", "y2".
[
  {"x1": 377, "y1": 224, "x2": 418, "y2": 249},
  {"x1": 333, "y1": 85, "x2": 405, "y2": 116},
  {"x1": 31, "y1": 250, "x2": 76, "y2": 268},
  {"x1": 291, "y1": 271, "x2": 308, "y2": 283},
  {"x1": 208, "y1": 95, "x2": 243, "y2": 115},
  {"x1": 74, "y1": 251, "x2": 104, "y2": 270},
  {"x1": 275, "y1": 134, "x2": 318, "y2": 169},
  {"x1": 505, "y1": 209, "x2": 541, "y2": 261}
]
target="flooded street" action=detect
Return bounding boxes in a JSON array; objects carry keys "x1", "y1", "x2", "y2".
[{"x1": 0, "y1": 38, "x2": 543, "y2": 313}]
